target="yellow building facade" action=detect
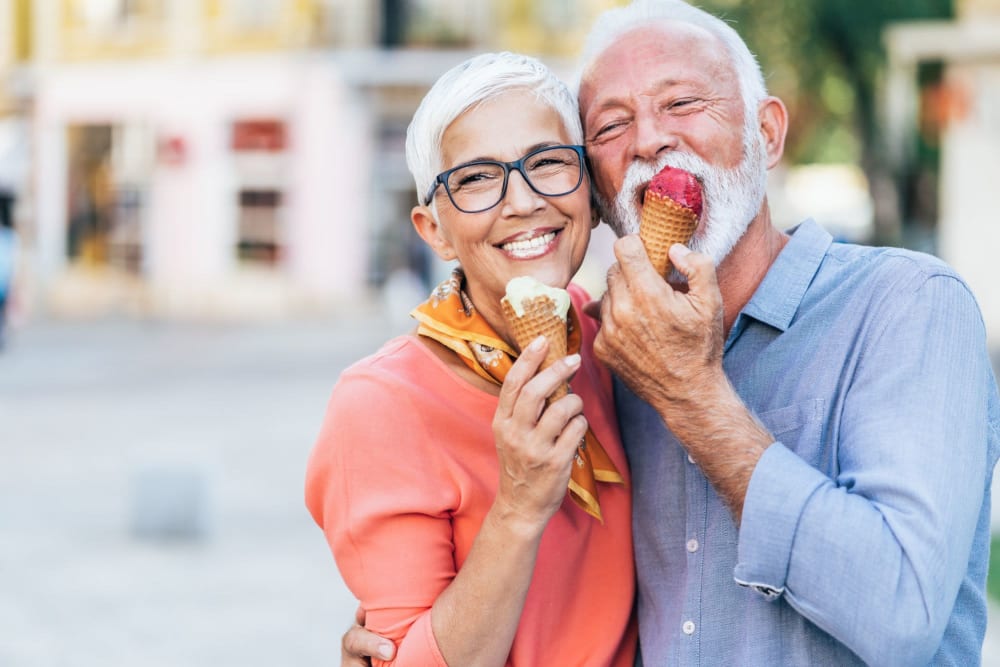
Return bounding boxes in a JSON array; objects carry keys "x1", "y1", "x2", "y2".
[{"x1": 0, "y1": 0, "x2": 625, "y2": 319}]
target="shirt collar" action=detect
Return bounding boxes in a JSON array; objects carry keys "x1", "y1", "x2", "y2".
[{"x1": 729, "y1": 219, "x2": 832, "y2": 342}]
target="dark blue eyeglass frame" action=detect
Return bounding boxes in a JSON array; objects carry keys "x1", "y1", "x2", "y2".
[{"x1": 422, "y1": 144, "x2": 586, "y2": 214}]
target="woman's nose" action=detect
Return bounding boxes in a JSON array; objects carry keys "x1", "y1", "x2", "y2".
[{"x1": 500, "y1": 169, "x2": 546, "y2": 215}]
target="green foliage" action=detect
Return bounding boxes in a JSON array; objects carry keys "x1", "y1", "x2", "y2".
[
  {"x1": 990, "y1": 535, "x2": 1000, "y2": 604},
  {"x1": 698, "y1": 0, "x2": 954, "y2": 165}
]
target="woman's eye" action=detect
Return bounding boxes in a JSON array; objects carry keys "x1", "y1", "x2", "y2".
[
  {"x1": 454, "y1": 170, "x2": 498, "y2": 189},
  {"x1": 528, "y1": 157, "x2": 566, "y2": 169}
]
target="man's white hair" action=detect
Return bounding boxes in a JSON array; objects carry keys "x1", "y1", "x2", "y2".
[
  {"x1": 405, "y1": 52, "x2": 582, "y2": 208},
  {"x1": 578, "y1": 0, "x2": 768, "y2": 121},
  {"x1": 580, "y1": 0, "x2": 773, "y2": 267}
]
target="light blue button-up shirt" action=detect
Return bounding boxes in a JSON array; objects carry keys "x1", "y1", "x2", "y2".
[{"x1": 619, "y1": 220, "x2": 1000, "y2": 666}]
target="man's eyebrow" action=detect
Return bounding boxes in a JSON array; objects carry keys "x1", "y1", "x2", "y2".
[
  {"x1": 586, "y1": 96, "x2": 630, "y2": 117},
  {"x1": 586, "y1": 79, "x2": 684, "y2": 118}
]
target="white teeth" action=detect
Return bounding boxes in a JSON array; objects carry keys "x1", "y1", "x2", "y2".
[{"x1": 501, "y1": 232, "x2": 556, "y2": 258}]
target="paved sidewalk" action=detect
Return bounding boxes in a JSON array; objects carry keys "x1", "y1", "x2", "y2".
[
  {"x1": 0, "y1": 315, "x2": 401, "y2": 666},
  {"x1": 1, "y1": 316, "x2": 998, "y2": 665}
]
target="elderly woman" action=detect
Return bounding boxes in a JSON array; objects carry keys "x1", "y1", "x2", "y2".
[{"x1": 304, "y1": 52, "x2": 636, "y2": 666}]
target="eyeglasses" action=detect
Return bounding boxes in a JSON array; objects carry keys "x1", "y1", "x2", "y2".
[{"x1": 423, "y1": 144, "x2": 586, "y2": 214}]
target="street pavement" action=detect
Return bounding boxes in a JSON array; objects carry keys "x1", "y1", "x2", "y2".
[
  {"x1": 0, "y1": 313, "x2": 399, "y2": 666},
  {"x1": 2, "y1": 314, "x2": 999, "y2": 666}
]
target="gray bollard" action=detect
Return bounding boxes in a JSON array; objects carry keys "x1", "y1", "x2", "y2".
[{"x1": 130, "y1": 463, "x2": 214, "y2": 541}]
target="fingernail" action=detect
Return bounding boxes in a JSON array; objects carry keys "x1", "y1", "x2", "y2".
[
  {"x1": 528, "y1": 336, "x2": 546, "y2": 351},
  {"x1": 564, "y1": 353, "x2": 581, "y2": 367},
  {"x1": 671, "y1": 243, "x2": 691, "y2": 257},
  {"x1": 378, "y1": 641, "x2": 394, "y2": 659}
]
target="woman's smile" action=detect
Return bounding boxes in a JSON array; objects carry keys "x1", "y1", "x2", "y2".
[{"x1": 497, "y1": 227, "x2": 563, "y2": 260}]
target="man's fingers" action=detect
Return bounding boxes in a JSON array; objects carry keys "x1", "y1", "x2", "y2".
[
  {"x1": 669, "y1": 244, "x2": 718, "y2": 299},
  {"x1": 612, "y1": 235, "x2": 657, "y2": 284},
  {"x1": 603, "y1": 261, "x2": 624, "y2": 302},
  {"x1": 342, "y1": 625, "x2": 395, "y2": 663}
]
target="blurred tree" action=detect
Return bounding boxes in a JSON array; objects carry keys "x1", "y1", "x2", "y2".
[{"x1": 701, "y1": 0, "x2": 954, "y2": 244}]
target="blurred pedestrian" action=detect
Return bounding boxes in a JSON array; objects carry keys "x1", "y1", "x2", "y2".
[{"x1": 0, "y1": 189, "x2": 17, "y2": 349}]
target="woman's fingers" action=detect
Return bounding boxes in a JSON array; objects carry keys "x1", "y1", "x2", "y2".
[
  {"x1": 496, "y1": 336, "x2": 547, "y2": 418},
  {"x1": 499, "y1": 339, "x2": 582, "y2": 426},
  {"x1": 510, "y1": 353, "x2": 581, "y2": 423},
  {"x1": 552, "y1": 412, "x2": 590, "y2": 461},
  {"x1": 492, "y1": 342, "x2": 591, "y2": 520}
]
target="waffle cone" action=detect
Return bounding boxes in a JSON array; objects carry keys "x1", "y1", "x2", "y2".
[
  {"x1": 501, "y1": 296, "x2": 569, "y2": 403},
  {"x1": 639, "y1": 190, "x2": 699, "y2": 277}
]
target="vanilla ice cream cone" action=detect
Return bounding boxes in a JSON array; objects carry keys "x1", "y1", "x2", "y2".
[{"x1": 501, "y1": 277, "x2": 571, "y2": 404}]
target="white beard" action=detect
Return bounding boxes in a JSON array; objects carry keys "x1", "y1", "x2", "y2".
[{"x1": 595, "y1": 123, "x2": 769, "y2": 270}]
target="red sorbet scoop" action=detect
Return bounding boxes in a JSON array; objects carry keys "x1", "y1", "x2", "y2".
[
  {"x1": 646, "y1": 165, "x2": 702, "y2": 217},
  {"x1": 639, "y1": 166, "x2": 702, "y2": 278}
]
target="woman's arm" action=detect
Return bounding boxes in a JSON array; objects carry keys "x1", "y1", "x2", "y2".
[
  {"x1": 308, "y1": 337, "x2": 586, "y2": 667},
  {"x1": 429, "y1": 337, "x2": 586, "y2": 667}
]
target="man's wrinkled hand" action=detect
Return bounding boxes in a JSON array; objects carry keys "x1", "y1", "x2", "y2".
[
  {"x1": 341, "y1": 606, "x2": 395, "y2": 666},
  {"x1": 594, "y1": 236, "x2": 725, "y2": 414}
]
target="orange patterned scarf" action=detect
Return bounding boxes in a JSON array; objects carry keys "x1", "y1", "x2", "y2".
[{"x1": 411, "y1": 269, "x2": 624, "y2": 522}]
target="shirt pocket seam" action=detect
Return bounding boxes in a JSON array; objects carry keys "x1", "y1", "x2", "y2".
[{"x1": 757, "y1": 398, "x2": 825, "y2": 437}]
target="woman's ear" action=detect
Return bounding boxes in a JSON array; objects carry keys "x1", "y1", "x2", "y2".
[
  {"x1": 411, "y1": 205, "x2": 456, "y2": 262},
  {"x1": 588, "y1": 182, "x2": 601, "y2": 229}
]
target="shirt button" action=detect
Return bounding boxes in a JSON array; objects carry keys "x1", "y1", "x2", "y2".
[
  {"x1": 686, "y1": 538, "x2": 699, "y2": 553},
  {"x1": 687, "y1": 453, "x2": 695, "y2": 464},
  {"x1": 682, "y1": 620, "x2": 696, "y2": 635}
]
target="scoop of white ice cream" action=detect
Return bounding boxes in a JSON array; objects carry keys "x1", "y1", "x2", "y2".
[{"x1": 503, "y1": 276, "x2": 571, "y2": 319}]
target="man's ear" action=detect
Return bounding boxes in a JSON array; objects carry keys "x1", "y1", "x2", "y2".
[
  {"x1": 758, "y1": 96, "x2": 788, "y2": 169},
  {"x1": 411, "y1": 205, "x2": 456, "y2": 262}
]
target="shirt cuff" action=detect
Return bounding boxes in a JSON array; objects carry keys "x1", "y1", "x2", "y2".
[{"x1": 733, "y1": 442, "x2": 826, "y2": 601}]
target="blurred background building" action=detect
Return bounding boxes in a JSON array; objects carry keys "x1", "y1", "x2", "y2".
[
  {"x1": 0, "y1": 0, "x2": 997, "y2": 338},
  {"x1": 0, "y1": 0, "x2": 624, "y2": 321},
  {"x1": 885, "y1": 0, "x2": 1000, "y2": 355}
]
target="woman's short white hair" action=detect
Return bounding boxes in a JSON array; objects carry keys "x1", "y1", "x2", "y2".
[
  {"x1": 578, "y1": 0, "x2": 768, "y2": 118},
  {"x1": 405, "y1": 51, "x2": 583, "y2": 207}
]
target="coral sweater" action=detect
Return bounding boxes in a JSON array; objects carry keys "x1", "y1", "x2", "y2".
[{"x1": 305, "y1": 285, "x2": 636, "y2": 666}]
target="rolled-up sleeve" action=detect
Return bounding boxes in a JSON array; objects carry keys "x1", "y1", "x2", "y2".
[{"x1": 735, "y1": 273, "x2": 993, "y2": 666}]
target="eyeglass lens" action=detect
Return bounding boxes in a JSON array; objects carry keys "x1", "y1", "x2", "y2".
[{"x1": 446, "y1": 146, "x2": 582, "y2": 213}]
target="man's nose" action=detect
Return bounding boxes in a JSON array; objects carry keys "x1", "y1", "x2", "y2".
[{"x1": 633, "y1": 109, "x2": 678, "y2": 161}]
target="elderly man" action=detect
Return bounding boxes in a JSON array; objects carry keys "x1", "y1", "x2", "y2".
[
  {"x1": 339, "y1": 1, "x2": 1000, "y2": 664},
  {"x1": 579, "y1": 0, "x2": 999, "y2": 665}
]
